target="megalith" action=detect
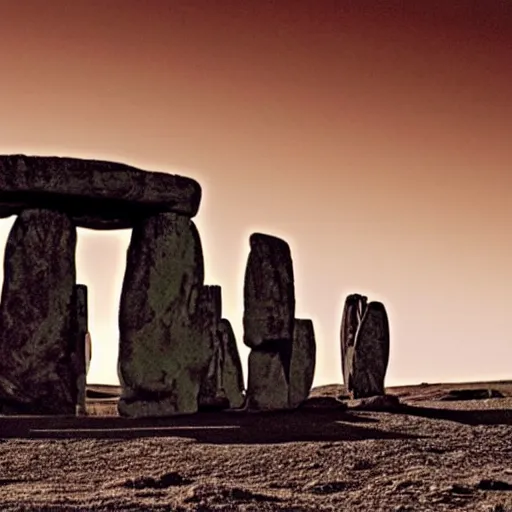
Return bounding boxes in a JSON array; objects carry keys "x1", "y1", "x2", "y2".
[
  {"x1": 350, "y1": 301, "x2": 390, "y2": 399},
  {"x1": 243, "y1": 233, "x2": 295, "y2": 411},
  {"x1": 197, "y1": 286, "x2": 246, "y2": 411},
  {"x1": 289, "y1": 319, "x2": 316, "y2": 408},
  {"x1": 243, "y1": 233, "x2": 295, "y2": 352},
  {"x1": 198, "y1": 285, "x2": 229, "y2": 410},
  {"x1": 340, "y1": 294, "x2": 368, "y2": 393},
  {"x1": 218, "y1": 319, "x2": 245, "y2": 409},
  {"x1": 0, "y1": 155, "x2": 202, "y2": 229},
  {"x1": 117, "y1": 212, "x2": 212, "y2": 417},
  {"x1": 0, "y1": 209, "x2": 77, "y2": 414},
  {"x1": 71, "y1": 284, "x2": 89, "y2": 416}
]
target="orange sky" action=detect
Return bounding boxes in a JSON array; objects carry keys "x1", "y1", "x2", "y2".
[{"x1": 0, "y1": 1, "x2": 511, "y2": 387}]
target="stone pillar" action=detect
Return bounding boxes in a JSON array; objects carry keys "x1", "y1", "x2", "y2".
[
  {"x1": 198, "y1": 285, "x2": 228, "y2": 410},
  {"x1": 218, "y1": 319, "x2": 245, "y2": 409},
  {"x1": 289, "y1": 319, "x2": 316, "y2": 408},
  {"x1": 350, "y1": 301, "x2": 390, "y2": 398},
  {"x1": 243, "y1": 233, "x2": 295, "y2": 411},
  {"x1": 340, "y1": 294, "x2": 368, "y2": 393},
  {"x1": 71, "y1": 284, "x2": 88, "y2": 416},
  {"x1": 117, "y1": 212, "x2": 213, "y2": 418},
  {"x1": 0, "y1": 209, "x2": 77, "y2": 415}
]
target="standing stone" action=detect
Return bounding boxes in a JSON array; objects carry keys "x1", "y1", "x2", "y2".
[
  {"x1": 117, "y1": 213, "x2": 212, "y2": 417},
  {"x1": 243, "y1": 233, "x2": 295, "y2": 354},
  {"x1": 289, "y1": 319, "x2": 316, "y2": 408},
  {"x1": 350, "y1": 301, "x2": 390, "y2": 399},
  {"x1": 71, "y1": 284, "x2": 88, "y2": 416},
  {"x1": 0, "y1": 209, "x2": 77, "y2": 414},
  {"x1": 218, "y1": 319, "x2": 245, "y2": 409},
  {"x1": 243, "y1": 233, "x2": 296, "y2": 410},
  {"x1": 247, "y1": 349, "x2": 289, "y2": 410},
  {"x1": 340, "y1": 294, "x2": 368, "y2": 393},
  {"x1": 198, "y1": 285, "x2": 229, "y2": 410}
]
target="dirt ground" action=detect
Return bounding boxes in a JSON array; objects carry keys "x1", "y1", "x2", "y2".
[{"x1": 1, "y1": 380, "x2": 511, "y2": 511}]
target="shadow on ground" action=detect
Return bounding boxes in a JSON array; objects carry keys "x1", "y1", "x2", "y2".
[
  {"x1": 0, "y1": 408, "x2": 419, "y2": 444},
  {"x1": 395, "y1": 404, "x2": 512, "y2": 426}
]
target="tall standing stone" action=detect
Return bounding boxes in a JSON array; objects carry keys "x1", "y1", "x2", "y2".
[
  {"x1": 117, "y1": 212, "x2": 212, "y2": 418},
  {"x1": 0, "y1": 209, "x2": 77, "y2": 414},
  {"x1": 198, "y1": 285, "x2": 229, "y2": 410},
  {"x1": 217, "y1": 319, "x2": 245, "y2": 409},
  {"x1": 71, "y1": 284, "x2": 89, "y2": 416},
  {"x1": 340, "y1": 294, "x2": 368, "y2": 393},
  {"x1": 243, "y1": 233, "x2": 295, "y2": 410},
  {"x1": 350, "y1": 301, "x2": 390, "y2": 399},
  {"x1": 289, "y1": 319, "x2": 316, "y2": 408}
]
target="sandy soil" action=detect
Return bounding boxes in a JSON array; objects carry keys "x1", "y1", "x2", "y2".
[{"x1": 1, "y1": 381, "x2": 511, "y2": 511}]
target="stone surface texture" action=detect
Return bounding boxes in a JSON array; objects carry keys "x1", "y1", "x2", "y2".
[
  {"x1": 0, "y1": 155, "x2": 202, "y2": 229},
  {"x1": 289, "y1": 319, "x2": 316, "y2": 408},
  {"x1": 0, "y1": 209, "x2": 77, "y2": 414},
  {"x1": 350, "y1": 301, "x2": 390, "y2": 399},
  {"x1": 117, "y1": 213, "x2": 212, "y2": 417},
  {"x1": 340, "y1": 293, "x2": 368, "y2": 393}
]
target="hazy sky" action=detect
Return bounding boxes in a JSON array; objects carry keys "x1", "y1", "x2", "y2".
[{"x1": 0, "y1": 1, "x2": 511, "y2": 388}]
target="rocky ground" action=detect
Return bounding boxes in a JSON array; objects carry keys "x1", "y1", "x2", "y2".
[{"x1": 1, "y1": 381, "x2": 511, "y2": 511}]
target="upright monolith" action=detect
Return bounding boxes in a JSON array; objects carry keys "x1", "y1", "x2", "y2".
[
  {"x1": 244, "y1": 233, "x2": 295, "y2": 410},
  {"x1": 289, "y1": 319, "x2": 316, "y2": 408},
  {"x1": 0, "y1": 209, "x2": 77, "y2": 414},
  {"x1": 350, "y1": 301, "x2": 390, "y2": 398},
  {"x1": 198, "y1": 285, "x2": 229, "y2": 410},
  {"x1": 71, "y1": 284, "x2": 89, "y2": 416},
  {"x1": 340, "y1": 294, "x2": 368, "y2": 393},
  {"x1": 117, "y1": 212, "x2": 213, "y2": 417}
]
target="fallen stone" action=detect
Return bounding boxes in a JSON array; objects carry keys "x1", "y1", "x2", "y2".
[
  {"x1": 350, "y1": 394, "x2": 400, "y2": 411},
  {"x1": 70, "y1": 284, "x2": 89, "y2": 416},
  {"x1": 246, "y1": 349, "x2": 289, "y2": 411},
  {"x1": 350, "y1": 301, "x2": 390, "y2": 399},
  {"x1": 218, "y1": 319, "x2": 245, "y2": 409},
  {"x1": 243, "y1": 233, "x2": 295, "y2": 355},
  {"x1": 438, "y1": 388, "x2": 505, "y2": 401},
  {"x1": 289, "y1": 319, "x2": 316, "y2": 408},
  {"x1": 117, "y1": 213, "x2": 212, "y2": 417},
  {"x1": 340, "y1": 294, "x2": 367, "y2": 393},
  {"x1": 299, "y1": 396, "x2": 348, "y2": 410},
  {"x1": 0, "y1": 155, "x2": 202, "y2": 229},
  {"x1": 0, "y1": 209, "x2": 77, "y2": 414}
]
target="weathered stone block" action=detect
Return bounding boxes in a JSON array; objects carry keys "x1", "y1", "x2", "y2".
[
  {"x1": 289, "y1": 319, "x2": 316, "y2": 408},
  {"x1": 117, "y1": 213, "x2": 212, "y2": 417},
  {"x1": 246, "y1": 349, "x2": 289, "y2": 411},
  {"x1": 0, "y1": 155, "x2": 202, "y2": 229},
  {"x1": 340, "y1": 294, "x2": 367, "y2": 392},
  {"x1": 350, "y1": 301, "x2": 390, "y2": 399},
  {"x1": 0, "y1": 209, "x2": 77, "y2": 414},
  {"x1": 198, "y1": 286, "x2": 229, "y2": 411},
  {"x1": 218, "y1": 319, "x2": 245, "y2": 409},
  {"x1": 243, "y1": 233, "x2": 295, "y2": 356}
]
